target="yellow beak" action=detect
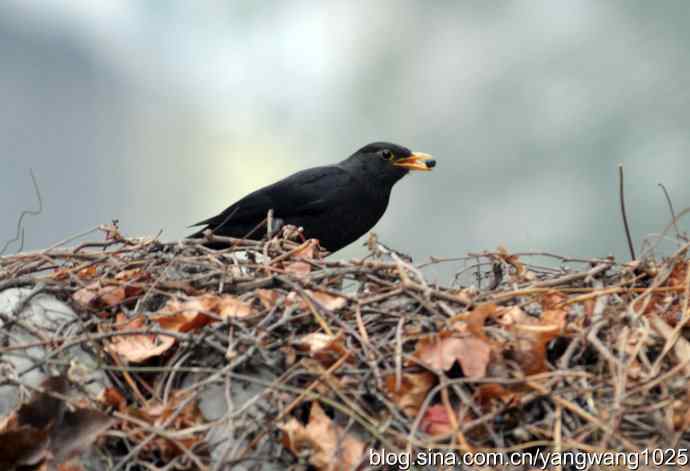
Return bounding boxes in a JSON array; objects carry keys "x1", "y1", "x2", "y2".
[{"x1": 393, "y1": 152, "x2": 436, "y2": 171}]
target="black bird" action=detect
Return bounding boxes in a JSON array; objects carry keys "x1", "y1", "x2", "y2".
[{"x1": 189, "y1": 142, "x2": 436, "y2": 252}]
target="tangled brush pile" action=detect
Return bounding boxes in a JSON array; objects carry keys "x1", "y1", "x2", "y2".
[{"x1": 1, "y1": 225, "x2": 690, "y2": 470}]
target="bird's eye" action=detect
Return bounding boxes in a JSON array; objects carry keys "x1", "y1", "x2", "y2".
[{"x1": 380, "y1": 149, "x2": 393, "y2": 160}]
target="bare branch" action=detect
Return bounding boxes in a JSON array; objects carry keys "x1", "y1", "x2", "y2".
[
  {"x1": 618, "y1": 164, "x2": 636, "y2": 260},
  {"x1": 1, "y1": 169, "x2": 43, "y2": 256}
]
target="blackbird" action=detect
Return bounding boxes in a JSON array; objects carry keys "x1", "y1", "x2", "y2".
[{"x1": 189, "y1": 142, "x2": 435, "y2": 252}]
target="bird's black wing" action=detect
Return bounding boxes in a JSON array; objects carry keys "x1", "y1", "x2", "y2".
[{"x1": 190, "y1": 165, "x2": 354, "y2": 231}]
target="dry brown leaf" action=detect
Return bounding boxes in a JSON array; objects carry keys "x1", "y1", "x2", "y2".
[
  {"x1": 73, "y1": 282, "x2": 125, "y2": 309},
  {"x1": 496, "y1": 305, "x2": 529, "y2": 326},
  {"x1": 509, "y1": 329, "x2": 561, "y2": 376},
  {"x1": 51, "y1": 268, "x2": 70, "y2": 281},
  {"x1": 297, "y1": 332, "x2": 338, "y2": 352},
  {"x1": 280, "y1": 401, "x2": 365, "y2": 471},
  {"x1": 672, "y1": 389, "x2": 690, "y2": 432},
  {"x1": 541, "y1": 308, "x2": 566, "y2": 331},
  {"x1": 16, "y1": 376, "x2": 70, "y2": 428},
  {"x1": 285, "y1": 291, "x2": 299, "y2": 307},
  {"x1": 667, "y1": 260, "x2": 688, "y2": 287},
  {"x1": 281, "y1": 345, "x2": 298, "y2": 366},
  {"x1": 296, "y1": 332, "x2": 350, "y2": 367},
  {"x1": 285, "y1": 260, "x2": 312, "y2": 277},
  {"x1": 52, "y1": 265, "x2": 98, "y2": 282},
  {"x1": 541, "y1": 290, "x2": 568, "y2": 310},
  {"x1": 58, "y1": 460, "x2": 86, "y2": 471},
  {"x1": 673, "y1": 403, "x2": 690, "y2": 432},
  {"x1": 293, "y1": 239, "x2": 319, "y2": 259},
  {"x1": 419, "y1": 404, "x2": 456, "y2": 436},
  {"x1": 77, "y1": 265, "x2": 98, "y2": 279},
  {"x1": 449, "y1": 303, "x2": 496, "y2": 338},
  {"x1": 511, "y1": 342, "x2": 546, "y2": 375},
  {"x1": 152, "y1": 295, "x2": 217, "y2": 333},
  {"x1": 284, "y1": 239, "x2": 322, "y2": 277},
  {"x1": 256, "y1": 289, "x2": 280, "y2": 310},
  {"x1": 50, "y1": 408, "x2": 114, "y2": 463},
  {"x1": 498, "y1": 305, "x2": 565, "y2": 376},
  {"x1": 152, "y1": 293, "x2": 252, "y2": 334},
  {"x1": 474, "y1": 384, "x2": 519, "y2": 410},
  {"x1": 0, "y1": 376, "x2": 113, "y2": 469},
  {"x1": 98, "y1": 286, "x2": 127, "y2": 306},
  {"x1": 467, "y1": 303, "x2": 496, "y2": 339},
  {"x1": 106, "y1": 331, "x2": 175, "y2": 363},
  {"x1": 125, "y1": 390, "x2": 204, "y2": 461},
  {"x1": 0, "y1": 425, "x2": 50, "y2": 468},
  {"x1": 498, "y1": 304, "x2": 564, "y2": 332},
  {"x1": 413, "y1": 331, "x2": 492, "y2": 378},
  {"x1": 72, "y1": 269, "x2": 150, "y2": 310},
  {"x1": 105, "y1": 314, "x2": 176, "y2": 363},
  {"x1": 138, "y1": 391, "x2": 199, "y2": 427},
  {"x1": 113, "y1": 268, "x2": 148, "y2": 282},
  {"x1": 306, "y1": 290, "x2": 347, "y2": 311},
  {"x1": 217, "y1": 294, "x2": 253, "y2": 319},
  {"x1": 496, "y1": 246, "x2": 529, "y2": 281},
  {"x1": 384, "y1": 371, "x2": 436, "y2": 417},
  {"x1": 100, "y1": 387, "x2": 127, "y2": 412}
]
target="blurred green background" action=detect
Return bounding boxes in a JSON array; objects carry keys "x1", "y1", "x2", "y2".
[{"x1": 2, "y1": 1, "x2": 689, "y2": 282}]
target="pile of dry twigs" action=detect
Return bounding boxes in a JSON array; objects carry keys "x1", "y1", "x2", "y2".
[{"x1": 2, "y1": 224, "x2": 690, "y2": 470}]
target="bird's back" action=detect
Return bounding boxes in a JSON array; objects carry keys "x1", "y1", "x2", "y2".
[{"x1": 189, "y1": 165, "x2": 392, "y2": 251}]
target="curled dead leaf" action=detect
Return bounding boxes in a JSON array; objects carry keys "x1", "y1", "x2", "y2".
[
  {"x1": 256, "y1": 289, "x2": 280, "y2": 310},
  {"x1": 474, "y1": 384, "x2": 518, "y2": 410},
  {"x1": 384, "y1": 371, "x2": 436, "y2": 417},
  {"x1": 77, "y1": 265, "x2": 98, "y2": 279},
  {"x1": 285, "y1": 260, "x2": 312, "y2": 277},
  {"x1": 296, "y1": 332, "x2": 350, "y2": 366},
  {"x1": 413, "y1": 331, "x2": 492, "y2": 378},
  {"x1": 52, "y1": 265, "x2": 98, "y2": 282},
  {"x1": 50, "y1": 408, "x2": 114, "y2": 464},
  {"x1": 0, "y1": 376, "x2": 113, "y2": 469},
  {"x1": 113, "y1": 268, "x2": 149, "y2": 283},
  {"x1": 541, "y1": 290, "x2": 568, "y2": 310},
  {"x1": 100, "y1": 387, "x2": 127, "y2": 412},
  {"x1": 496, "y1": 246, "x2": 528, "y2": 282},
  {"x1": 498, "y1": 305, "x2": 565, "y2": 376},
  {"x1": 73, "y1": 282, "x2": 125, "y2": 309},
  {"x1": 51, "y1": 268, "x2": 70, "y2": 281},
  {"x1": 497, "y1": 305, "x2": 529, "y2": 327},
  {"x1": 293, "y1": 239, "x2": 319, "y2": 259},
  {"x1": 449, "y1": 303, "x2": 496, "y2": 339},
  {"x1": 284, "y1": 239, "x2": 323, "y2": 277},
  {"x1": 467, "y1": 303, "x2": 496, "y2": 339},
  {"x1": 306, "y1": 290, "x2": 347, "y2": 311},
  {"x1": 153, "y1": 295, "x2": 218, "y2": 332},
  {"x1": 152, "y1": 293, "x2": 253, "y2": 334},
  {"x1": 105, "y1": 314, "x2": 176, "y2": 363},
  {"x1": 217, "y1": 294, "x2": 253, "y2": 319},
  {"x1": 280, "y1": 401, "x2": 365, "y2": 471},
  {"x1": 420, "y1": 404, "x2": 458, "y2": 436},
  {"x1": 0, "y1": 426, "x2": 51, "y2": 468},
  {"x1": 125, "y1": 390, "x2": 205, "y2": 461},
  {"x1": 72, "y1": 269, "x2": 149, "y2": 310}
]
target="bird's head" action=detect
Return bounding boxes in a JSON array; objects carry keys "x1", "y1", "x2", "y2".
[{"x1": 341, "y1": 142, "x2": 436, "y2": 185}]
